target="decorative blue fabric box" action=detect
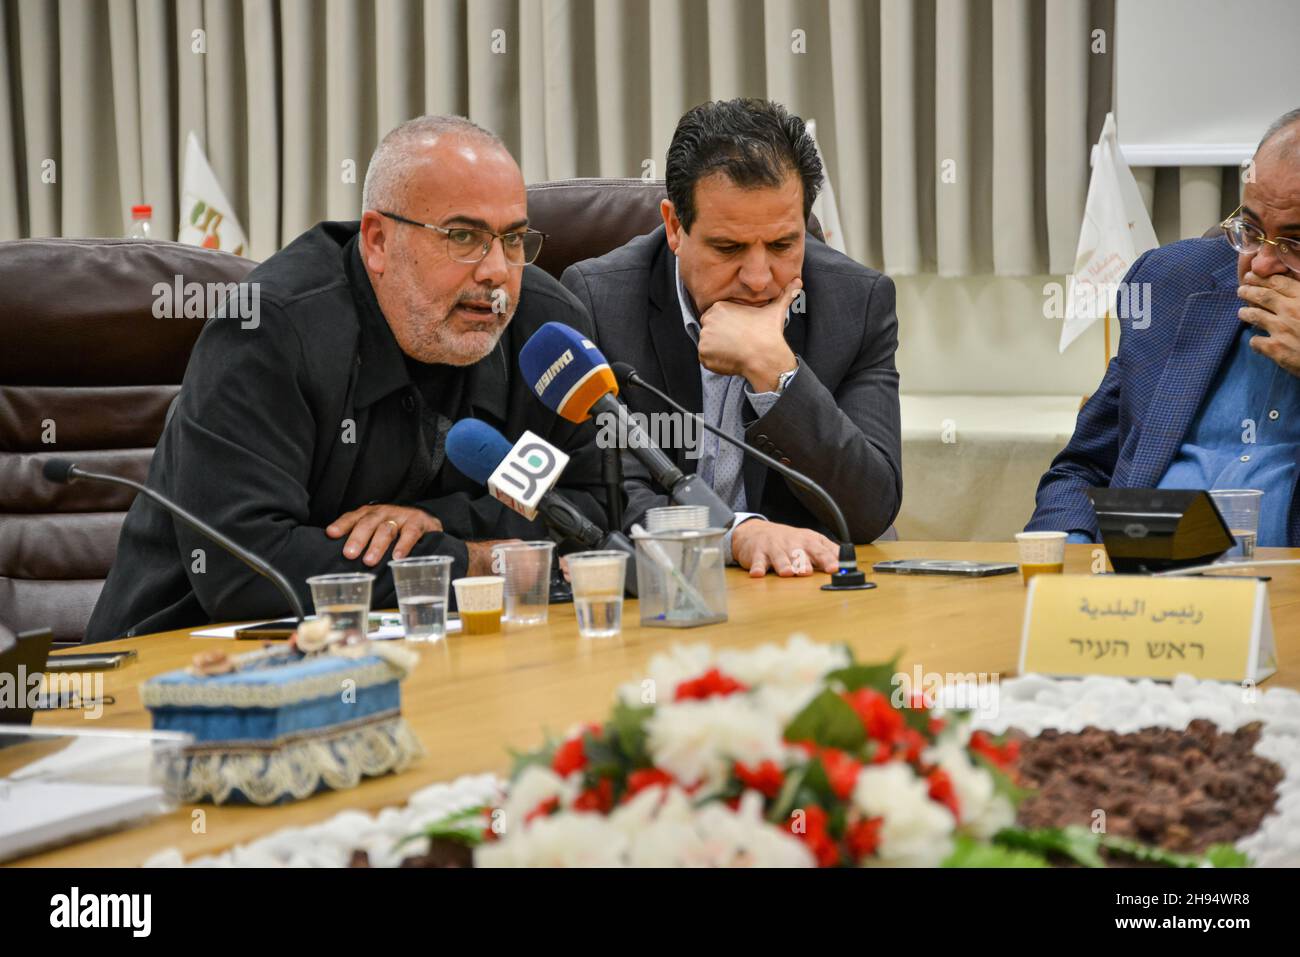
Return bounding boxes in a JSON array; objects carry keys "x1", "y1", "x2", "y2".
[{"x1": 141, "y1": 647, "x2": 422, "y2": 805}]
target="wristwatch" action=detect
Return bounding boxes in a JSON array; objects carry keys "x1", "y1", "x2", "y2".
[{"x1": 775, "y1": 364, "x2": 799, "y2": 394}]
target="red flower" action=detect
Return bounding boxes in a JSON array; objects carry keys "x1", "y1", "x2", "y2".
[
  {"x1": 787, "y1": 804, "x2": 839, "y2": 868},
  {"x1": 869, "y1": 741, "x2": 893, "y2": 764},
  {"x1": 815, "y1": 747, "x2": 862, "y2": 800},
  {"x1": 625, "y1": 768, "x2": 675, "y2": 798},
  {"x1": 734, "y1": 760, "x2": 785, "y2": 798},
  {"x1": 572, "y1": 778, "x2": 615, "y2": 814},
  {"x1": 523, "y1": 797, "x2": 558, "y2": 824},
  {"x1": 674, "y1": 668, "x2": 748, "y2": 701},
  {"x1": 482, "y1": 807, "x2": 503, "y2": 842},
  {"x1": 969, "y1": 731, "x2": 1020, "y2": 772},
  {"x1": 551, "y1": 723, "x2": 601, "y2": 777},
  {"x1": 900, "y1": 728, "x2": 927, "y2": 764},
  {"x1": 845, "y1": 817, "x2": 883, "y2": 860},
  {"x1": 927, "y1": 768, "x2": 961, "y2": 821},
  {"x1": 552, "y1": 737, "x2": 587, "y2": 777},
  {"x1": 842, "y1": 688, "x2": 905, "y2": 744},
  {"x1": 929, "y1": 716, "x2": 947, "y2": 736}
]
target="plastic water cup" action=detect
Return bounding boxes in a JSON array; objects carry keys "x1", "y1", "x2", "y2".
[
  {"x1": 491, "y1": 541, "x2": 554, "y2": 625},
  {"x1": 389, "y1": 555, "x2": 454, "y2": 642},
  {"x1": 1014, "y1": 531, "x2": 1067, "y2": 585},
  {"x1": 1210, "y1": 489, "x2": 1263, "y2": 561},
  {"x1": 306, "y1": 573, "x2": 374, "y2": 640},
  {"x1": 567, "y1": 550, "x2": 629, "y2": 639},
  {"x1": 452, "y1": 576, "x2": 505, "y2": 635}
]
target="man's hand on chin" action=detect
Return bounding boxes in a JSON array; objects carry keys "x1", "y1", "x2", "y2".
[
  {"x1": 697, "y1": 277, "x2": 802, "y2": 391},
  {"x1": 326, "y1": 504, "x2": 443, "y2": 566},
  {"x1": 731, "y1": 519, "x2": 839, "y2": 578},
  {"x1": 1239, "y1": 270, "x2": 1300, "y2": 377}
]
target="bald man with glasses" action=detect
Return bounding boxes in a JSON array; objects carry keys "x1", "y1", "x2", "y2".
[
  {"x1": 86, "y1": 115, "x2": 606, "y2": 641},
  {"x1": 1028, "y1": 107, "x2": 1300, "y2": 548}
]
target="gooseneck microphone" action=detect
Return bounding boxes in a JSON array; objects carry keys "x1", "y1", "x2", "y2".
[
  {"x1": 444, "y1": 419, "x2": 639, "y2": 595},
  {"x1": 518, "y1": 322, "x2": 735, "y2": 530},
  {"x1": 610, "y1": 362, "x2": 872, "y2": 592},
  {"x1": 41, "y1": 458, "x2": 307, "y2": 619}
]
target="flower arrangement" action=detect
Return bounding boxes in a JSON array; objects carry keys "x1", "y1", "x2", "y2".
[{"x1": 409, "y1": 637, "x2": 1247, "y2": 867}]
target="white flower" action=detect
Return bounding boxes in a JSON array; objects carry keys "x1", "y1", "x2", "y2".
[
  {"x1": 924, "y1": 738, "x2": 1016, "y2": 840},
  {"x1": 617, "y1": 642, "x2": 717, "y2": 707},
  {"x1": 751, "y1": 683, "x2": 824, "y2": 726},
  {"x1": 480, "y1": 788, "x2": 813, "y2": 867},
  {"x1": 853, "y1": 762, "x2": 956, "y2": 867},
  {"x1": 717, "y1": 635, "x2": 850, "y2": 689},
  {"x1": 475, "y1": 812, "x2": 627, "y2": 867},
  {"x1": 500, "y1": 766, "x2": 576, "y2": 832},
  {"x1": 620, "y1": 789, "x2": 814, "y2": 868},
  {"x1": 646, "y1": 694, "x2": 786, "y2": 792}
]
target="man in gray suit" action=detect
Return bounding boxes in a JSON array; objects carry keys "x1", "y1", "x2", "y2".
[{"x1": 562, "y1": 99, "x2": 901, "y2": 578}]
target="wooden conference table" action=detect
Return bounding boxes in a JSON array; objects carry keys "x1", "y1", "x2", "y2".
[{"x1": 17, "y1": 541, "x2": 1300, "y2": 867}]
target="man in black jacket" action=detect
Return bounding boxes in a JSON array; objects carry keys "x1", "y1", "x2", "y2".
[
  {"x1": 562, "y1": 99, "x2": 902, "y2": 578},
  {"x1": 86, "y1": 116, "x2": 605, "y2": 641}
]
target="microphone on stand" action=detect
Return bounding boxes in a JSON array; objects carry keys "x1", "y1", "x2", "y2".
[
  {"x1": 601, "y1": 444, "x2": 624, "y2": 532},
  {"x1": 518, "y1": 322, "x2": 735, "y2": 530},
  {"x1": 610, "y1": 362, "x2": 873, "y2": 592},
  {"x1": 444, "y1": 419, "x2": 639, "y2": 595},
  {"x1": 41, "y1": 458, "x2": 307, "y2": 620}
]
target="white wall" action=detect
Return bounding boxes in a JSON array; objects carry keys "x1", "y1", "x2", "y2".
[{"x1": 894, "y1": 274, "x2": 1113, "y2": 397}]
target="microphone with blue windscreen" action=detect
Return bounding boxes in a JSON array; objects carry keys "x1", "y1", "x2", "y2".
[
  {"x1": 444, "y1": 418, "x2": 514, "y2": 486},
  {"x1": 518, "y1": 321, "x2": 619, "y2": 423},
  {"x1": 518, "y1": 323, "x2": 734, "y2": 531},
  {"x1": 444, "y1": 417, "x2": 640, "y2": 595}
]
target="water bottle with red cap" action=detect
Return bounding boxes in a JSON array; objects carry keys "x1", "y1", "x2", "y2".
[{"x1": 127, "y1": 204, "x2": 152, "y2": 239}]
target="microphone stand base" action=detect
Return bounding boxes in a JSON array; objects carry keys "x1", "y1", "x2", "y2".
[{"x1": 820, "y1": 568, "x2": 876, "y2": 591}]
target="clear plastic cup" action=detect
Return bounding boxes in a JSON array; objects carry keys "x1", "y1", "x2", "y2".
[
  {"x1": 1209, "y1": 489, "x2": 1264, "y2": 561},
  {"x1": 389, "y1": 555, "x2": 454, "y2": 642},
  {"x1": 491, "y1": 540, "x2": 554, "y2": 625},
  {"x1": 1014, "y1": 531, "x2": 1067, "y2": 585},
  {"x1": 306, "y1": 573, "x2": 374, "y2": 640},
  {"x1": 452, "y1": 575, "x2": 505, "y2": 635},
  {"x1": 566, "y1": 550, "x2": 629, "y2": 639},
  {"x1": 633, "y1": 527, "x2": 728, "y2": 627}
]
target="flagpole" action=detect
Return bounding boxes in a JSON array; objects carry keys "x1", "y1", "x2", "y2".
[{"x1": 1103, "y1": 309, "x2": 1111, "y2": 368}]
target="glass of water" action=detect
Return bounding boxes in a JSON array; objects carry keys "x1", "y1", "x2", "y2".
[
  {"x1": 389, "y1": 555, "x2": 454, "y2": 642},
  {"x1": 566, "y1": 550, "x2": 629, "y2": 639},
  {"x1": 492, "y1": 541, "x2": 555, "y2": 625},
  {"x1": 306, "y1": 573, "x2": 374, "y2": 642}
]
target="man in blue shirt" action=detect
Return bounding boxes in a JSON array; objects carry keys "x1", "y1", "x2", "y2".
[{"x1": 1028, "y1": 108, "x2": 1300, "y2": 546}]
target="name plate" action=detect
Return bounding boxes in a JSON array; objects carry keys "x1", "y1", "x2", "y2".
[{"x1": 1020, "y1": 574, "x2": 1277, "y2": 683}]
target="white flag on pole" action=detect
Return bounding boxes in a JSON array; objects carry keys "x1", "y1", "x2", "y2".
[
  {"x1": 177, "y1": 131, "x2": 248, "y2": 257},
  {"x1": 1058, "y1": 112, "x2": 1158, "y2": 353},
  {"x1": 806, "y1": 119, "x2": 846, "y2": 254}
]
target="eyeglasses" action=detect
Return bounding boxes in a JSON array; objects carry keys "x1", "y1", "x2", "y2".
[
  {"x1": 378, "y1": 211, "x2": 546, "y2": 266},
  {"x1": 1220, "y1": 205, "x2": 1300, "y2": 273}
]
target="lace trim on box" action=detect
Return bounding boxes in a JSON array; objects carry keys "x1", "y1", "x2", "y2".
[
  {"x1": 142, "y1": 660, "x2": 400, "y2": 710},
  {"x1": 180, "y1": 714, "x2": 424, "y2": 805}
]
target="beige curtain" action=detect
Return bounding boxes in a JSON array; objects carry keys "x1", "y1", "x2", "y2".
[{"x1": 0, "y1": 0, "x2": 1241, "y2": 267}]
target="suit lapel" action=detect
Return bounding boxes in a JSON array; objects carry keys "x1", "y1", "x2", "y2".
[
  {"x1": 647, "y1": 239, "x2": 704, "y2": 469},
  {"x1": 1127, "y1": 262, "x2": 1242, "y2": 487}
]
